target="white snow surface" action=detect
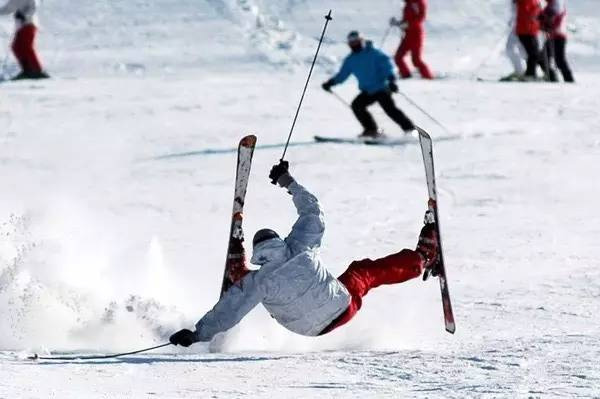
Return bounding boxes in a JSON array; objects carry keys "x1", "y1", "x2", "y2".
[{"x1": 1, "y1": 0, "x2": 600, "y2": 397}]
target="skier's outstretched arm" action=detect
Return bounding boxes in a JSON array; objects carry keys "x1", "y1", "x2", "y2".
[
  {"x1": 269, "y1": 162, "x2": 325, "y2": 252},
  {"x1": 322, "y1": 57, "x2": 352, "y2": 91},
  {"x1": 170, "y1": 272, "x2": 263, "y2": 346}
]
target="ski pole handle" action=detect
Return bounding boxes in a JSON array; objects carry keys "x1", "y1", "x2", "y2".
[{"x1": 269, "y1": 159, "x2": 289, "y2": 185}]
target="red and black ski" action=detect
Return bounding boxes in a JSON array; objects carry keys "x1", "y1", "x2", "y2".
[
  {"x1": 219, "y1": 135, "x2": 257, "y2": 297},
  {"x1": 416, "y1": 126, "x2": 456, "y2": 334}
]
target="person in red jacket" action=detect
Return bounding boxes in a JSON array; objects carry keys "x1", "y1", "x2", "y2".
[
  {"x1": 516, "y1": 0, "x2": 555, "y2": 81},
  {"x1": 390, "y1": 0, "x2": 434, "y2": 80},
  {"x1": 540, "y1": 0, "x2": 574, "y2": 82}
]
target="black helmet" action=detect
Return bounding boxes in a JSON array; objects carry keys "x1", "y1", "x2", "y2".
[{"x1": 252, "y1": 229, "x2": 280, "y2": 247}]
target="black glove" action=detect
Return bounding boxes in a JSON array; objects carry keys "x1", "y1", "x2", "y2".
[
  {"x1": 388, "y1": 80, "x2": 399, "y2": 93},
  {"x1": 169, "y1": 329, "x2": 199, "y2": 347},
  {"x1": 321, "y1": 79, "x2": 335, "y2": 92},
  {"x1": 269, "y1": 160, "x2": 294, "y2": 187}
]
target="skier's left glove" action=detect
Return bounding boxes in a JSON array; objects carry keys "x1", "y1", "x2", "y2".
[
  {"x1": 169, "y1": 329, "x2": 200, "y2": 347},
  {"x1": 269, "y1": 160, "x2": 294, "y2": 187},
  {"x1": 388, "y1": 80, "x2": 399, "y2": 93}
]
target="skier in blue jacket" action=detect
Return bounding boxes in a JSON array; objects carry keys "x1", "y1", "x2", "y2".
[
  {"x1": 322, "y1": 31, "x2": 415, "y2": 138},
  {"x1": 169, "y1": 162, "x2": 439, "y2": 347}
]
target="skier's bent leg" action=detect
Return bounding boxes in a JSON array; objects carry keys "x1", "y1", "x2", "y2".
[
  {"x1": 11, "y1": 28, "x2": 29, "y2": 71},
  {"x1": 376, "y1": 92, "x2": 415, "y2": 132},
  {"x1": 319, "y1": 249, "x2": 424, "y2": 334},
  {"x1": 506, "y1": 32, "x2": 525, "y2": 75},
  {"x1": 411, "y1": 33, "x2": 434, "y2": 79},
  {"x1": 394, "y1": 39, "x2": 412, "y2": 78},
  {"x1": 351, "y1": 92, "x2": 378, "y2": 132},
  {"x1": 553, "y1": 38, "x2": 574, "y2": 82},
  {"x1": 518, "y1": 35, "x2": 539, "y2": 77},
  {"x1": 22, "y1": 25, "x2": 43, "y2": 73}
]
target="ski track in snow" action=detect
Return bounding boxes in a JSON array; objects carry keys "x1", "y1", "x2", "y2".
[{"x1": 1, "y1": 0, "x2": 600, "y2": 397}]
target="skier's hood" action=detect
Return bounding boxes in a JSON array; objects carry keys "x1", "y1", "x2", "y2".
[{"x1": 250, "y1": 237, "x2": 288, "y2": 266}]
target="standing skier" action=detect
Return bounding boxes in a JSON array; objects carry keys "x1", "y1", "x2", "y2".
[
  {"x1": 0, "y1": 0, "x2": 49, "y2": 80},
  {"x1": 516, "y1": 0, "x2": 556, "y2": 81},
  {"x1": 321, "y1": 31, "x2": 415, "y2": 138},
  {"x1": 169, "y1": 162, "x2": 439, "y2": 347},
  {"x1": 390, "y1": 0, "x2": 434, "y2": 80},
  {"x1": 501, "y1": 0, "x2": 527, "y2": 81},
  {"x1": 539, "y1": 0, "x2": 574, "y2": 82}
]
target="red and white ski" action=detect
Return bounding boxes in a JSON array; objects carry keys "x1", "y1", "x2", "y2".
[
  {"x1": 416, "y1": 126, "x2": 456, "y2": 334},
  {"x1": 219, "y1": 135, "x2": 257, "y2": 297}
]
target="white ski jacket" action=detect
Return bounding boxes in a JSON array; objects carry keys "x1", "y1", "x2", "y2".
[
  {"x1": 195, "y1": 181, "x2": 351, "y2": 340},
  {"x1": 0, "y1": 0, "x2": 37, "y2": 29}
]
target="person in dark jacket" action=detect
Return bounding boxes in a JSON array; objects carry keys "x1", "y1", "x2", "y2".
[{"x1": 321, "y1": 31, "x2": 415, "y2": 139}]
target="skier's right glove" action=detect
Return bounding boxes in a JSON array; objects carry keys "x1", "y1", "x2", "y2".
[
  {"x1": 388, "y1": 80, "x2": 399, "y2": 93},
  {"x1": 321, "y1": 79, "x2": 335, "y2": 92},
  {"x1": 169, "y1": 329, "x2": 200, "y2": 347},
  {"x1": 269, "y1": 160, "x2": 294, "y2": 187}
]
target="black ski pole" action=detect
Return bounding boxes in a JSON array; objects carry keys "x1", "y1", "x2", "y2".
[
  {"x1": 379, "y1": 25, "x2": 392, "y2": 48},
  {"x1": 329, "y1": 89, "x2": 351, "y2": 108},
  {"x1": 278, "y1": 10, "x2": 333, "y2": 164},
  {"x1": 28, "y1": 342, "x2": 172, "y2": 361},
  {"x1": 396, "y1": 90, "x2": 452, "y2": 136}
]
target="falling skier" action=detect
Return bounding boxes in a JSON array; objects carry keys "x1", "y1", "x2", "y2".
[
  {"x1": 390, "y1": 0, "x2": 434, "y2": 80},
  {"x1": 0, "y1": 0, "x2": 49, "y2": 80},
  {"x1": 169, "y1": 162, "x2": 439, "y2": 347},
  {"x1": 321, "y1": 30, "x2": 415, "y2": 139}
]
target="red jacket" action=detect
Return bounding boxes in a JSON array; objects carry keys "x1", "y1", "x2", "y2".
[
  {"x1": 516, "y1": 0, "x2": 541, "y2": 35},
  {"x1": 540, "y1": 0, "x2": 567, "y2": 38},
  {"x1": 402, "y1": 0, "x2": 427, "y2": 30}
]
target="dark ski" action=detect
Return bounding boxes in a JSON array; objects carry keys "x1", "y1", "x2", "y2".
[
  {"x1": 314, "y1": 135, "x2": 417, "y2": 146},
  {"x1": 416, "y1": 126, "x2": 456, "y2": 334},
  {"x1": 219, "y1": 135, "x2": 257, "y2": 297}
]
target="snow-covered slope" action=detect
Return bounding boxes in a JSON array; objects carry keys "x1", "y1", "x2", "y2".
[{"x1": 1, "y1": 0, "x2": 599, "y2": 397}]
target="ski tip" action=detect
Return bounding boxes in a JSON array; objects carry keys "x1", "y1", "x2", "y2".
[
  {"x1": 445, "y1": 323, "x2": 456, "y2": 334},
  {"x1": 240, "y1": 135, "x2": 257, "y2": 147}
]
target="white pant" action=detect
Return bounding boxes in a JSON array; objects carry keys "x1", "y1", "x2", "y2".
[{"x1": 505, "y1": 31, "x2": 526, "y2": 74}]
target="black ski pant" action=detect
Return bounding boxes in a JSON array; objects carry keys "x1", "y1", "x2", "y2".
[
  {"x1": 351, "y1": 90, "x2": 415, "y2": 132},
  {"x1": 543, "y1": 37, "x2": 574, "y2": 82},
  {"x1": 518, "y1": 34, "x2": 557, "y2": 81}
]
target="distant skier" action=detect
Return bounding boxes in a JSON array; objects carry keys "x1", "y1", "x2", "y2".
[
  {"x1": 0, "y1": 0, "x2": 49, "y2": 80},
  {"x1": 389, "y1": 0, "x2": 434, "y2": 80},
  {"x1": 169, "y1": 162, "x2": 439, "y2": 347},
  {"x1": 321, "y1": 31, "x2": 415, "y2": 138},
  {"x1": 539, "y1": 0, "x2": 574, "y2": 82},
  {"x1": 516, "y1": 0, "x2": 556, "y2": 81},
  {"x1": 501, "y1": 0, "x2": 527, "y2": 81}
]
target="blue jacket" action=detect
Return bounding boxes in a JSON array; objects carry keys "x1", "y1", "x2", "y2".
[{"x1": 332, "y1": 41, "x2": 395, "y2": 94}]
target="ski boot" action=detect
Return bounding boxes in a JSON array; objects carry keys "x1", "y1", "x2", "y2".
[{"x1": 416, "y1": 210, "x2": 440, "y2": 280}]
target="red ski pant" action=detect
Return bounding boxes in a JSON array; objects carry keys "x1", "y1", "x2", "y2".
[
  {"x1": 320, "y1": 249, "x2": 424, "y2": 335},
  {"x1": 394, "y1": 29, "x2": 433, "y2": 80},
  {"x1": 12, "y1": 24, "x2": 43, "y2": 74}
]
